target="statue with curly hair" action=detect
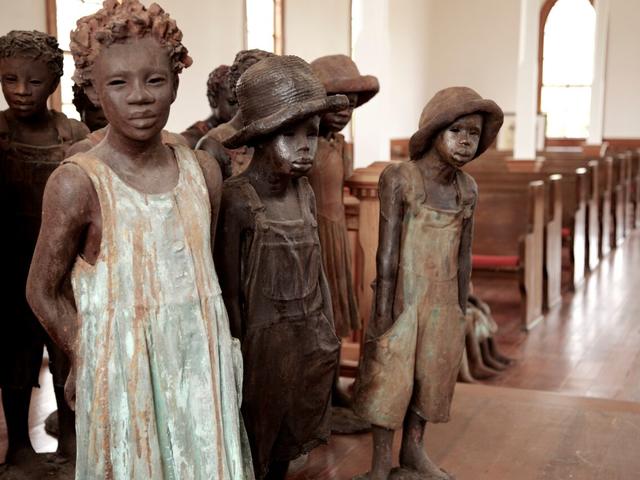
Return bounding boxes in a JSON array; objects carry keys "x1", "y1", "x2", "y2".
[
  {"x1": 0, "y1": 29, "x2": 89, "y2": 479},
  {"x1": 180, "y1": 64, "x2": 236, "y2": 148},
  {"x1": 196, "y1": 49, "x2": 275, "y2": 179},
  {"x1": 26, "y1": 2, "x2": 254, "y2": 478}
]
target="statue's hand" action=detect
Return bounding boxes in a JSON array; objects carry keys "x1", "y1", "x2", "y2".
[{"x1": 64, "y1": 363, "x2": 77, "y2": 412}]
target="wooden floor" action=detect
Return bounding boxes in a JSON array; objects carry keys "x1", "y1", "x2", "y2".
[{"x1": 2, "y1": 231, "x2": 640, "y2": 478}]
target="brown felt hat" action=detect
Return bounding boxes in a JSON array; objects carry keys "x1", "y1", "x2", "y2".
[
  {"x1": 409, "y1": 87, "x2": 504, "y2": 160},
  {"x1": 310, "y1": 54, "x2": 379, "y2": 107},
  {"x1": 224, "y1": 55, "x2": 349, "y2": 149}
]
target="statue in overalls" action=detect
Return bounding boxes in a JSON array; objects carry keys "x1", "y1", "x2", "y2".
[
  {"x1": 0, "y1": 30, "x2": 88, "y2": 479},
  {"x1": 26, "y1": 1, "x2": 254, "y2": 478},
  {"x1": 353, "y1": 87, "x2": 503, "y2": 480},
  {"x1": 215, "y1": 55, "x2": 346, "y2": 480}
]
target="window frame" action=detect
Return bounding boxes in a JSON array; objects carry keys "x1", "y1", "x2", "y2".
[{"x1": 244, "y1": 0, "x2": 285, "y2": 54}]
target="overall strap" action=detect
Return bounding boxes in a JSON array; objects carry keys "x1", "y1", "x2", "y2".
[{"x1": 52, "y1": 111, "x2": 74, "y2": 143}]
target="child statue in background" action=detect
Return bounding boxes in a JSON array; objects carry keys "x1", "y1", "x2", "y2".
[
  {"x1": 308, "y1": 55, "x2": 378, "y2": 432},
  {"x1": 0, "y1": 29, "x2": 88, "y2": 479}
]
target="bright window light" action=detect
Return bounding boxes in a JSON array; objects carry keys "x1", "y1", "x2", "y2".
[
  {"x1": 540, "y1": 0, "x2": 596, "y2": 138},
  {"x1": 246, "y1": 0, "x2": 275, "y2": 53}
]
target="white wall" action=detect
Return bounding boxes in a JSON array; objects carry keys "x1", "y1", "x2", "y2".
[
  {"x1": 153, "y1": 0, "x2": 245, "y2": 132},
  {"x1": 603, "y1": 0, "x2": 640, "y2": 139},
  {"x1": 423, "y1": 0, "x2": 520, "y2": 116},
  {"x1": 284, "y1": 0, "x2": 351, "y2": 61},
  {"x1": 0, "y1": 0, "x2": 48, "y2": 110},
  {"x1": 388, "y1": 0, "x2": 430, "y2": 139}
]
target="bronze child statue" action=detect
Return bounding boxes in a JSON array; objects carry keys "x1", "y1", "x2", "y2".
[
  {"x1": 309, "y1": 54, "x2": 379, "y2": 423},
  {"x1": 26, "y1": 1, "x2": 253, "y2": 478},
  {"x1": 0, "y1": 29, "x2": 88, "y2": 478},
  {"x1": 197, "y1": 49, "x2": 275, "y2": 179},
  {"x1": 72, "y1": 83, "x2": 108, "y2": 132},
  {"x1": 353, "y1": 87, "x2": 503, "y2": 480},
  {"x1": 181, "y1": 64, "x2": 236, "y2": 148},
  {"x1": 214, "y1": 55, "x2": 347, "y2": 479}
]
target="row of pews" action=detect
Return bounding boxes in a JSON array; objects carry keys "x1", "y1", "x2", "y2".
[{"x1": 340, "y1": 144, "x2": 640, "y2": 369}]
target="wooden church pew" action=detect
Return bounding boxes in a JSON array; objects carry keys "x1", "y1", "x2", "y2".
[{"x1": 471, "y1": 179, "x2": 547, "y2": 330}]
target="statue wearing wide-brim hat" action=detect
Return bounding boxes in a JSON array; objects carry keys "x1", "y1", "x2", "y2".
[
  {"x1": 353, "y1": 87, "x2": 503, "y2": 479},
  {"x1": 215, "y1": 55, "x2": 346, "y2": 480},
  {"x1": 306, "y1": 53, "x2": 380, "y2": 434}
]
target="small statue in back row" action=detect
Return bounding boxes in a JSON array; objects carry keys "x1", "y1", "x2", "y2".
[
  {"x1": 197, "y1": 49, "x2": 275, "y2": 178},
  {"x1": 181, "y1": 64, "x2": 236, "y2": 148},
  {"x1": 0, "y1": 29, "x2": 88, "y2": 479},
  {"x1": 26, "y1": 1, "x2": 253, "y2": 478},
  {"x1": 308, "y1": 54, "x2": 379, "y2": 432},
  {"x1": 72, "y1": 83, "x2": 108, "y2": 132},
  {"x1": 353, "y1": 87, "x2": 503, "y2": 480},
  {"x1": 215, "y1": 55, "x2": 346, "y2": 479}
]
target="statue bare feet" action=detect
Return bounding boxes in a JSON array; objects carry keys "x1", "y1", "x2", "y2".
[{"x1": 399, "y1": 412, "x2": 453, "y2": 480}]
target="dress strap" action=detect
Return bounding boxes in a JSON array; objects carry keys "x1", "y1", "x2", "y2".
[{"x1": 297, "y1": 176, "x2": 318, "y2": 228}]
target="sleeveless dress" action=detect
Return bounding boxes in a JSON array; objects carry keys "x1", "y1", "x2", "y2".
[
  {"x1": 308, "y1": 133, "x2": 360, "y2": 337},
  {"x1": 221, "y1": 176, "x2": 340, "y2": 479},
  {"x1": 65, "y1": 145, "x2": 254, "y2": 480},
  {"x1": 354, "y1": 161, "x2": 475, "y2": 430},
  {"x1": 0, "y1": 109, "x2": 87, "y2": 389}
]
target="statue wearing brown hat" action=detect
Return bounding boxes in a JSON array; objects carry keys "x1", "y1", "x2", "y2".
[
  {"x1": 214, "y1": 55, "x2": 347, "y2": 479},
  {"x1": 308, "y1": 54, "x2": 379, "y2": 431},
  {"x1": 352, "y1": 87, "x2": 503, "y2": 480}
]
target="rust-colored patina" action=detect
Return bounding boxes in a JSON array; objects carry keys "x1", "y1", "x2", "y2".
[{"x1": 352, "y1": 87, "x2": 503, "y2": 480}]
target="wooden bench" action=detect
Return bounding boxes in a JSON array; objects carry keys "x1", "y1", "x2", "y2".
[
  {"x1": 471, "y1": 180, "x2": 547, "y2": 330},
  {"x1": 470, "y1": 171, "x2": 563, "y2": 308}
]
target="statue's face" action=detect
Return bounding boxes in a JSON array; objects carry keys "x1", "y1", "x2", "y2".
[
  {"x1": 81, "y1": 103, "x2": 108, "y2": 132},
  {"x1": 434, "y1": 113, "x2": 483, "y2": 168},
  {"x1": 321, "y1": 93, "x2": 357, "y2": 133},
  {"x1": 89, "y1": 36, "x2": 176, "y2": 142},
  {"x1": 263, "y1": 115, "x2": 320, "y2": 177},
  {"x1": 214, "y1": 80, "x2": 237, "y2": 124},
  {"x1": 0, "y1": 56, "x2": 57, "y2": 119}
]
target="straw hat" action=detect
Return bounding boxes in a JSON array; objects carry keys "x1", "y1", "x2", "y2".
[
  {"x1": 310, "y1": 54, "x2": 379, "y2": 107},
  {"x1": 409, "y1": 87, "x2": 504, "y2": 160},
  {"x1": 224, "y1": 55, "x2": 349, "y2": 149}
]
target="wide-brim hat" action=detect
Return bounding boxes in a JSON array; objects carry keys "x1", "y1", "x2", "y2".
[
  {"x1": 224, "y1": 55, "x2": 349, "y2": 149},
  {"x1": 409, "y1": 86, "x2": 504, "y2": 160},
  {"x1": 310, "y1": 54, "x2": 379, "y2": 107}
]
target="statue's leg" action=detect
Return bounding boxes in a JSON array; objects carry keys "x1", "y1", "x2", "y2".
[
  {"x1": 479, "y1": 340, "x2": 506, "y2": 371},
  {"x1": 1, "y1": 387, "x2": 36, "y2": 464},
  {"x1": 48, "y1": 342, "x2": 76, "y2": 461},
  {"x1": 369, "y1": 425, "x2": 394, "y2": 480},
  {"x1": 399, "y1": 410, "x2": 450, "y2": 479},
  {"x1": 487, "y1": 338, "x2": 514, "y2": 366},
  {"x1": 465, "y1": 332, "x2": 499, "y2": 379}
]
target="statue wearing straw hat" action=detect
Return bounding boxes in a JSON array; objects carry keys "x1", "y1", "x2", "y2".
[
  {"x1": 214, "y1": 55, "x2": 348, "y2": 480},
  {"x1": 308, "y1": 54, "x2": 379, "y2": 433},
  {"x1": 352, "y1": 87, "x2": 503, "y2": 480}
]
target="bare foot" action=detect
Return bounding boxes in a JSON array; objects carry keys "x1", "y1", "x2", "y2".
[
  {"x1": 399, "y1": 441, "x2": 450, "y2": 479},
  {"x1": 469, "y1": 363, "x2": 500, "y2": 380}
]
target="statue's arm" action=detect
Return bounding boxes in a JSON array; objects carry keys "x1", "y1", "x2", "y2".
[
  {"x1": 214, "y1": 187, "x2": 246, "y2": 340},
  {"x1": 26, "y1": 164, "x2": 96, "y2": 361},
  {"x1": 457, "y1": 196, "x2": 477, "y2": 313},
  {"x1": 194, "y1": 149, "x2": 223, "y2": 244},
  {"x1": 371, "y1": 166, "x2": 404, "y2": 337},
  {"x1": 197, "y1": 136, "x2": 233, "y2": 180}
]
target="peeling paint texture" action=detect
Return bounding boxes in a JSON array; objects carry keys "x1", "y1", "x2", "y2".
[{"x1": 66, "y1": 145, "x2": 254, "y2": 479}]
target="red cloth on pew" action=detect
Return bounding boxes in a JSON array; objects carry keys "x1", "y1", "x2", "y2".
[
  {"x1": 561, "y1": 227, "x2": 571, "y2": 238},
  {"x1": 472, "y1": 254, "x2": 519, "y2": 269}
]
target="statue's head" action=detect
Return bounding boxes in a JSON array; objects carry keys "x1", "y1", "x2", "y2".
[
  {"x1": 206, "y1": 64, "x2": 235, "y2": 124},
  {"x1": 0, "y1": 30, "x2": 64, "y2": 119},
  {"x1": 70, "y1": 0, "x2": 192, "y2": 142}
]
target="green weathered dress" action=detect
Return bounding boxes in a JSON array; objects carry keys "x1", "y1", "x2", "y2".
[{"x1": 66, "y1": 145, "x2": 254, "y2": 480}]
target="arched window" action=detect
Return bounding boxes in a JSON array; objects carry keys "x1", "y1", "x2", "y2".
[
  {"x1": 245, "y1": 0, "x2": 284, "y2": 54},
  {"x1": 538, "y1": 0, "x2": 596, "y2": 140}
]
